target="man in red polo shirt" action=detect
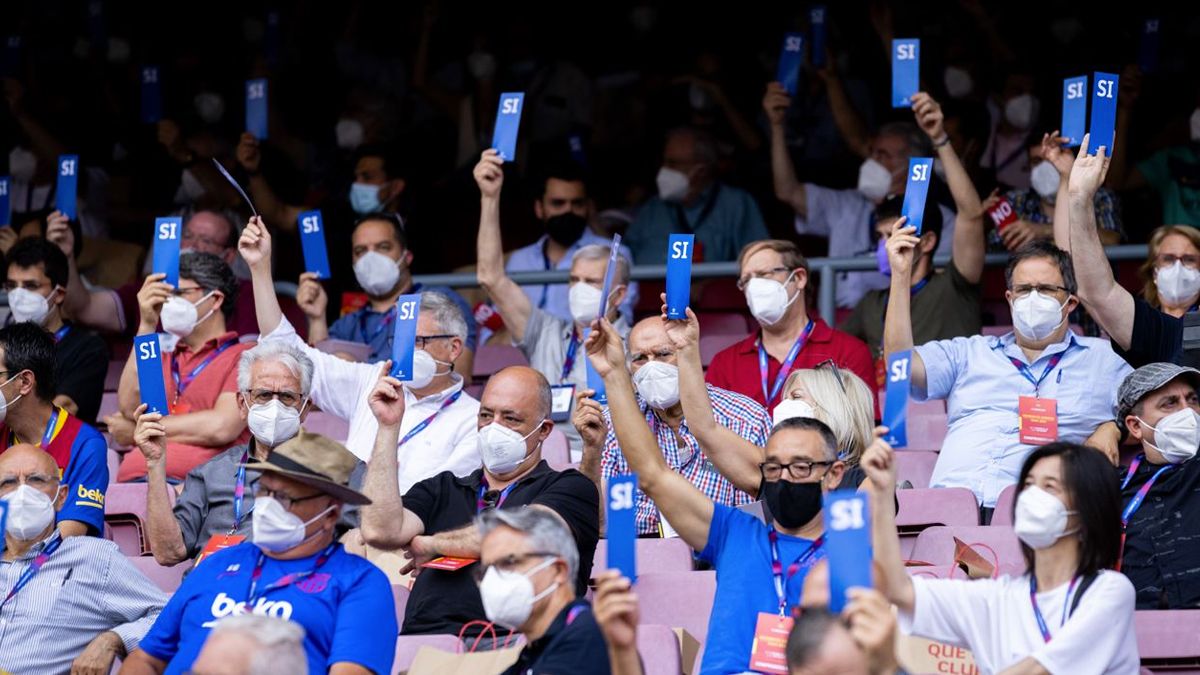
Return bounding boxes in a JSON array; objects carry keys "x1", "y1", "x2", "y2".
[
  {"x1": 108, "y1": 252, "x2": 254, "y2": 481},
  {"x1": 705, "y1": 240, "x2": 876, "y2": 415}
]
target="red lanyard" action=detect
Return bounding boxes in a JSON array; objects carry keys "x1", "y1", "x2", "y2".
[
  {"x1": 758, "y1": 320, "x2": 814, "y2": 406},
  {"x1": 767, "y1": 528, "x2": 824, "y2": 616},
  {"x1": 171, "y1": 339, "x2": 238, "y2": 398}
]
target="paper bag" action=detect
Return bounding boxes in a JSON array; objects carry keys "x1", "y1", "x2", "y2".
[
  {"x1": 405, "y1": 644, "x2": 521, "y2": 675},
  {"x1": 674, "y1": 628, "x2": 701, "y2": 675},
  {"x1": 895, "y1": 635, "x2": 978, "y2": 675},
  {"x1": 953, "y1": 537, "x2": 997, "y2": 580}
]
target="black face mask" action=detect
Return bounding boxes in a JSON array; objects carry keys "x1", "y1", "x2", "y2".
[
  {"x1": 545, "y1": 212, "x2": 588, "y2": 246},
  {"x1": 761, "y1": 479, "x2": 823, "y2": 530}
]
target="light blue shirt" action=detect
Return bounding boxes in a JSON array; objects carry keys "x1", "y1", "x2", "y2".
[
  {"x1": 625, "y1": 183, "x2": 768, "y2": 265},
  {"x1": 913, "y1": 330, "x2": 1132, "y2": 507},
  {"x1": 506, "y1": 231, "x2": 638, "y2": 325}
]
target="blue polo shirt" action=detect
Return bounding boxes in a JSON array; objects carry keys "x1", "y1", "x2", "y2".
[
  {"x1": 0, "y1": 410, "x2": 107, "y2": 534},
  {"x1": 328, "y1": 283, "x2": 478, "y2": 364},
  {"x1": 139, "y1": 542, "x2": 396, "y2": 674}
]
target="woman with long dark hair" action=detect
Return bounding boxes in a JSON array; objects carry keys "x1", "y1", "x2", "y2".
[{"x1": 865, "y1": 440, "x2": 1139, "y2": 674}]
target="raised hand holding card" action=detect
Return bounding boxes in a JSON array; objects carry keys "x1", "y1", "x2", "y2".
[
  {"x1": 390, "y1": 294, "x2": 421, "y2": 381},
  {"x1": 55, "y1": 155, "x2": 79, "y2": 220},
  {"x1": 298, "y1": 210, "x2": 332, "y2": 279},
  {"x1": 1061, "y1": 76, "x2": 1087, "y2": 148},
  {"x1": 606, "y1": 474, "x2": 638, "y2": 580},
  {"x1": 491, "y1": 92, "x2": 525, "y2": 162},
  {"x1": 665, "y1": 234, "x2": 694, "y2": 319},
  {"x1": 135, "y1": 334, "x2": 171, "y2": 416}
]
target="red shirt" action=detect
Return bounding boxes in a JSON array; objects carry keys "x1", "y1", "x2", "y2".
[{"x1": 705, "y1": 317, "x2": 878, "y2": 416}]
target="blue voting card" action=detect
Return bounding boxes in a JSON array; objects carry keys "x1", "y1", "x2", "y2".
[
  {"x1": 135, "y1": 334, "x2": 171, "y2": 416},
  {"x1": 882, "y1": 350, "x2": 910, "y2": 448},
  {"x1": 891, "y1": 39, "x2": 920, "y2": 108},
  {"x1": 585, "y1": 328, "x2": 607, "y2": 405},
  {"x1": 55, "y1": 155, "x2": 79, "y2": 221},
  {"x1": 265, "y1": 10, "x2": 281, "y2": 68},
  {"x1": 390, "y1": 294, "x2": 421, "y2": 381},
  {"x1": 246, "y1": 78, "x2": 268, "y2": 140},
  {"x1": 298, "y1": 210, "x2": 332, "y2": 279},
  {"x1": 1138, "y1": 18, "x2": 1161, "y2": 74},
  {"x1": 210, "y1": 158, "x2": 258, "y2": 217},
  {"x1": 0, "y1": 499, "x2": 7, "y2": 541},
  {"x1": 491, "y1": 92, "x2": 525, "y2": 162},
  {"x1": 607, "y1": 474, "x2": 639, "y2": 580},
  {"x1": 569, "y1": 133, "x2": 588, "y2": 167},
  {"x1": 598, "y1": 234, "x2": 623, "y2": 321},
  {"x1": 900, "y1": 158, "x2": 933, "y2": 234},
  {"x1": 87, "y1": 0, "x2": 106, "y2": 50},
  {"x1": 1061, "y1": 76, "x2": 1088, "y2": 148},
  {"x1": 824, "y1": 491, "x2": 872, "y2": 613},
  {"x1": 810, "y1": 7, "x2": 827, "y2": 67},
  {"x1": 153, "y1": 217, "x2": 182, "y2": 287},
  {"x1": 665, "y1": 234, "x2": 694, "y2": 320},
  {"x1": 1088, "y1": 72, "x2": 1119, "y2": 157},
  {"x1": 3, "y1": 36, "x2": 20, "y2": 77},
  {"x1": 777, "y1": 33, "x2": 804, "y2": 96},
  {"x1": 141, "y1": 66, "x2": 162, "y2": 124},
  {"x1": 0, "y1": 177, "x2": 10, "y2": 228}
]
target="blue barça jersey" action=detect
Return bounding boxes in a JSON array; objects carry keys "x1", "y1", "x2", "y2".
[
  {"x1": 139, "y1": 542, "x2": 397, "y2": 674},
  {"x1": 0, "y1": 411, "x2": 108, "y2": 533}
]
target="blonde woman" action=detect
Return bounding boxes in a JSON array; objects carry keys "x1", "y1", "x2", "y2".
[{"x1": 1139, "y1": 224, "x2": 1200, "y2": 318}]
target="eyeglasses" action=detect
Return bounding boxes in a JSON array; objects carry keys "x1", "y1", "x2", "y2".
[
  {"x1": 181, "y1": 231, "x2": 229, "y2": 251},
  {"x1": 472, "y1": 551, "x2": 557, "y2": 583},
  {"x1": 736, "y1": 267, "x2": 792, "y2": 291},
  {"x1": 170, "y1": 286, "x2": 210, "y2": 298},
  {"x1": 813, "y1": 359, "x2": 846, "y2": 394},
  {"x1": 1156, "y1": 254, "x2": 1200, "y2": 269},
  {"x1": 414, "y1": 335, "x2": 455, "y2": 349},
  {"x1": 759, "y1": 460, "x2": 833, "y2": 481},
  {"x1": 244, "y1": 389, "x2": 305, "y2": 407},
  {"x1": 3, "y1": 280, "x2": 50, "y2": 292},
  {"x1": 254, "y1": 487, "x2": 327, "y2": 511},
  {"x1": 1010, "y1": 284, "x2": 1070, "y2": 299}
]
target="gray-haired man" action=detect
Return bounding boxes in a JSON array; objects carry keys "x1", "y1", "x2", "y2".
[
  {"x1": 132, "y1": 341, "x2": 314, "y2": 565},
  {"x1": 190, "y1": 615, "x2": 308, "y2": 675}
]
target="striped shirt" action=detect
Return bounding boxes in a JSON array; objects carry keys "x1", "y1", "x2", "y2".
[
  {"x1": 602, "y1": 384, "x2": 770, "y2": 535},
  {"x1": 0, "y1": 534, "x2": 167, "y2": 675}
]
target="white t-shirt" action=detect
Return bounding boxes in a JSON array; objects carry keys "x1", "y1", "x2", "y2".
[{"x1": 901, "y1": 571, "x2": 1139, "y2": 675}]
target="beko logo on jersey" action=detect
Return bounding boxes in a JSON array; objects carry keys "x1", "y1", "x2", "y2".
[{"x1": 201, "y1": 592, "x2": 293, "y2": 627}]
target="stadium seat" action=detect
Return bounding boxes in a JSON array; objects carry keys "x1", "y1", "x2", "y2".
[
  {"x1": 542, "y1": 428, "x2": 571, "y2": 471},
  {"x1": 894, "y1": 451, "x2": 939, "y2": 489},
  {"x1": 896, "y1": 488, "x2": 979, "y2": 558},
  {"x1": 392, "y1": 635, "x2": 462, "y2": 674},
  {"x1": 906, "y1": 414, "x2": 949, "y2": 450},
  {"x1": 1135, "y1": 610, "x2": 1200, "y2": 673},
  {"x1": 990, "y1": 484, "x2": 1018, "y2": 526},
  {"x1": 592, "y1": 538, "x2": 695, "y2": 575},
  {"x1": 106, "y1": 448, "x2": 120, "y2": 485},
  {"x1": 699, "y1": 334, "x2": 743, "y2": 367},
  {"x1": 303, "y1": 412, "x2": 349, "y2": 442},
  {"x1": 876, "y1": 393, "x2": 948, "y2": 419},
  {"x1": 636, "y1": 571, "x2": 716, "y2": 672},
  {"x1": 638, "y1": 624, "x2": 684, "y2": 675},
  {"x1": 127, "y1": 557, "x2": 192, "y2": 593},
  {"x1": 105, "y1": 483, "x2": 174, "y2": 556},
  {"x1": 697, "y1": 278, "x2": 746, "y2": 312},
  {"x1": 104, "y1": 360, "x2": 124, "y2": 392},
  {"x1": 472, "y1": 344, "x2": 528, "y2": 379},
  {"x1": 392, "y1": 584, "x2": 410, "y2": 629},
  {"x1": 696, "y1": 312, "x2": 751, "y2": 336},
  {"x1": 909, "y1": 525, "x2": 1025, "y2": 573}
]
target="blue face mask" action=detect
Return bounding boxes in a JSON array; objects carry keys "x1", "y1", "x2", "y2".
[
  {"x1": 876, "y1": 238, "x2": 891, "y2": 277},
  {"x1": 349, "y1": 182, "x2": 383, "y2": 215}
]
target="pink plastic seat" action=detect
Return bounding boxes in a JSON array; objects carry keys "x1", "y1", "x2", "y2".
[
  {"x1": 637, "y1": 624, "x2": 684, "y2": 675},
  {"x1": 636, "y1": 571, "x2": 716, "y2": 672},
  {"x1": 393, "y1": 585, "x2": 410, "y2": 629},
  {"x1": 105, "y1": 483, "x2": 173, "y2": 556},
  {"x1": 990, "y1": 484, "x2": 1019, "y2": 526},
  {"x1": 1136, "y1": 610, "x2": 1200, "y2": 669},
  {"x1": 592, "y1": 538, "x2": 695, "y2": 575},
  {"x1": 471, "y1": 345, "x2": 529, "y2": 379},
  {"x1": 896, "y1": 488, "x2": 979, "y2": 559},
  {"x1": 695, "y1": 312, "x2": 751, "y2": 336},
  {"x1": 541, "y1": 428, "x2": 571, "y2": 471},
  {"x1": 909, "y1": 525, "x2": 1025, "y2": 573},
  {"x1": 906, "y1": 414, "x2": 949, "y2": 450},
  {"x1": 699, "y1": 334, "x2": 743, "y2": 368},
  {"x1": 303, "y1": 412, "x2": 349, "y2": 442},
  {"x1": 127, "y1": 557, "x2": 192, "y2": 593},
  {"x1": 392, "y1": 635, "x2": 462, "y2": 674},
  {"x1": 894, "y1": 451, "x2": 939, "y2": 489}
]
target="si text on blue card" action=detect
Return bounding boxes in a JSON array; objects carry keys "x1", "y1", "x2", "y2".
[
  {"x1": 246, "y1": 78, "x2": 268, "y2": 140},
  {"x1": 824, "y1": 492, "x2": 872, "y2": 613},
  {"x1": 390, "y1": 294, "x2": 421, "y2": 380},
  {"x1": 891, "y1": 39, "x2": 919, "y2": 108},
  {"x1": 491, "y1": 92, "x2": 525, "y2": 162},
  {"x1": 141, "y1": 66, "x2": 162, "y2": 124},
  {"x1": 0, "y1": 177, "x2": 10, "y2": 228},
  {"x1": 1088, "y1": 72, "x2": 1119, "y2": 157},
  {"x1": 777, "y1": 33, "x2": 804, "y2": 96},
  {"x1": 298, "y1": 210, "x2": 332, "y2": 279},
  {"x1": 809, "y1": 7, "x2": 827, "y2": 67},
  {"x1": 1061, "y1": 76, "x2": 1088, "y2": 148},
  {"x1": 882, "y1": 350, "x2": 911, "y2": 448},
  {"x1": 134, "y1": 334, "x2": 171, "y2": 416},
  {"x1": 55, "y1": 155, "x2": 79, "y2": 220},
  {"x1": 665, "y1": 234, "x2": 694, "y2": 320},
  {"x1": 153, "y1": 217, "x2": 182, "y2": 287},
  {"x1": 606, "y1": 474, "x2": 639, "y2": 580},
  {"x1": 900, "y1": 158, "x2": 933, "y2": 234}
]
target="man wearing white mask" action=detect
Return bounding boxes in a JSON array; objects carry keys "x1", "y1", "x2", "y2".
[
  {"x1": 476, "y1": 150, "x2": 631, "y2": 457},
  {"x1": 623, "y1": 127, "x2": 768, "y2": 265},
  {"x1": 1112, "y1": 363, "x2": 1200, "y2": 609},
  {"x1": 239, "y1": 217, "x2": 482, "y2": 491},
  {"x1": 5, "y1": 236, "x2": 108, "y2": 424},
  {"x1": 122, "y1": 431, "x2": 397, "y2": 675},
  {"x1": 884, "y1": 224, "x2": 1132, "y2": 515},
  {"x1": 0, "y1": 445, "x2": 167, "y2": 675},
  {"x1": 706, "y1": 239, "x2": 875, "y2": 414},
  {"x1": 111, "y1": 252, "x2": 254, "y2": 482},
  {"x1": 360, "y1": 365, "x2": 598, "y2": 638},
  {"x1": 979, "y1": 70, "x2": 1041, "y2": 190},
  {"x1": 582, "y1": 317, "x2": 770, "y2": 536},
  {"x1": 764, "y1": 82, "x2": 958, "y2": 309},
  {"x1": 131, "y1": 342, "x2": 315, "y2": 566}
]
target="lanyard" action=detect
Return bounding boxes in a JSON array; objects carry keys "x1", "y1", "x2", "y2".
[
  {"x1": 231, "y1": 449, "x2": 250, "y2": 532},
  {"x1": 247, "y1": 543, "x2": 337, "y2": 605},
  {"x1": 1007, "y1": 349, "x2": 1067, "y2": 396},
  {"x1": 399, "y1": 390, "x2": 463, "y2": 447},
  {"x1": 1116, "y1": 455, "x2": 1175, "y2": 571},
  {"x1": 758, "y1": 320, "x2": 814, "y2": 406},
  {"x1": 768, "y1": 528, "x2": 824, "y2": 616},
  {"x1": 9, "y1": 407, "x2": 61, "y2": 450},
  {"x1": 477, "y1": 481, "x2": 519, "y2": 513},
  {"x1": 880, "y1": 276, "x2": 931, "y2": 328},
  {"x1": 538, "y1": 242, "x2": 552, "y2": 310},
  {"x1": 1029, "y1": 575, "x2": 1079, "y2": 643},
  {"x1": 560, "y1": 327, "x2": 581, "y2": 383},
  {"x1": 358, "y1": 306, "x2": 396, "y2": 343},
  {"x1": 2, "y1": 532, "x2": 63, "y2": 608},
  {"x1": 51, "y1": 324, "x2": 71, "y2": 343},
  {"x1": 172, "y1": 339, "x2": 238, "y2": 398}
]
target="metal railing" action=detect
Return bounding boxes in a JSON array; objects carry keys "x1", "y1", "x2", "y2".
[{"x1": 413, "y1": 244, "x2": 1150, "y2": 325}]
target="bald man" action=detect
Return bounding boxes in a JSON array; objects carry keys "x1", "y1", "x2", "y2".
[
  {"x1": 580, "y1": 317, "x2": 770, "y2": 536},
  {"x1": 361, "y1": 365, "x2": 599, "y2": 638},
  {"x1": 0, "y1": 446, "x2": 166, "y2": 674}
]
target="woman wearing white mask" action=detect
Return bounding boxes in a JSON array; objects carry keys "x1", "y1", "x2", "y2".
[
  {"x1": 1137, "y1": 225, "x2": 1200, "y2": 318},
  {"x1": 865, "y1": 438, "x2": 1140, "y2": 675}
]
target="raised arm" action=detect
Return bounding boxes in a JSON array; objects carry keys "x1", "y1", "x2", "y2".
[
  {"x1": 473, "y1": 150, "x2": 534, "y2": 341},
  {"x1": 763, "y1": 82, "x2": 807, "y2": 217},
  {"x1": 1040, "y1": 132, "x2": 1075, "y2": 251},
  {"x1": 295, "y1": 272, "x2": 330, "y2": 345},
  {"x1": 585, "y1": 318, "x2": 714, "y2": 551},
  {"x1": 132, "y1": 405, "x2": 188, "y2": 565},
  {"x1": 235, "y1": 133, "x2": 304, "y2": 231},
  {"x1": 359, "y1": 371, "x2": 425, "y2": 551},
  {"x1": 47, "y1": 211, "x2": 124, "y2": 333},
  {"x1": 911, "y1": 92, "x2": 985, "y2": 283},
  {"x1": 1067, "y1": 134, "x2": 1135, "y2": 349},
  {"x1": 860, "y1": 434, "x2": 915, "y2": 613},
  {"x1": 116, "y1": 274, "x2": 173, "y2": 418},
  {"x1": 238, "y1": 216, "x2": 286, "y2": 336},
  {"x1": 881, "y1": 218, "x2": 927, "y2": 391},
  {"x1": 820, "y1": 65, "x2": 871, "y2": 159}
]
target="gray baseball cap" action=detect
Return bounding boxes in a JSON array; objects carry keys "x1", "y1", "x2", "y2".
[{"x1": 1116, "y1": 363, "x2": 1200, "y2": 421}]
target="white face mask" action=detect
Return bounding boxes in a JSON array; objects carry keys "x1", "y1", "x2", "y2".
[
  {"x1": 744, "y1": 273, "x2": 799, "y2": 326},
  {"x1": 8, "y1": 147, "x2": 37, "y2": 184},
  {"x1": 480, "y1": 556, "x2": 559, "y2": 629},
  {"x1": 247, "y1": 399, "x2": 303, "y2": 449},
  {"x1": 632, "y1": 361, "x2": 680, "y2": 409},
  {"x1": 1004, "y1": 94, "x2": 1039, "y2": 131},
  {"x1": 0, "y1": 373, "x2": 25, "y2": 425},
  {"x1": 467, "y1": 51, "x2": 498, "y2": 80},
  {"x1": 2, "y1": 484, "x2": 58, "y2": 541},
  {"x1": 1155, "y1": 261, "x2": 1200, "y2": 306},
  {"x1": 251, "y1": 496, "x2": 335, "y2": 553},
  {"x1": 943, "y1": 66, "x2": 973, "y2": 99},
  {"x1": 194, "y1": 92, "x2": 226, "y2": 124},
  {"x1": 1011, "y1": 290, "x2": 1068, "y2": 342},
  {"x1": 407, "y1": 349, "x2": 452, "y2": 390},
  {"x1": 335, "y1": 118, "x2": 365, "y2": 150},
  {"x1": 568, "y1": 282, "x2": 607, "y2": 325},
  {"x1": 1014, "y1": 485, "x2": 1076, "y2": 549},
  {"x1": 1137, "y1": 408, "x2": 1200, "y2": 464},
  {"x1": 772, "y1": 398, "x2": 817, "y2": 427},
  {"x1": 857, "y1": 158, "x2": 893, "y2": 202},
  {"x1": 7, "y1": 288, "x2": 54, "y2": 325},
  {"x1": 353, "y1": 251, "x2": 402, "y2": 297},
  {"x1": 656, "y1": 167, "x2": 690, "y2": 203},
  {"x1": 160, "y1": 291, "x2": 216, "y2": 338},
  {"x1": 1190, "y1": 108, "x2": 1200, "y2": 143},
  {"x1": 477, "y1": 421, "x2": 544, "y2": 475},
  {"x1": 1030, "y1": 162, "x2": 1061, "y2": 200}
]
